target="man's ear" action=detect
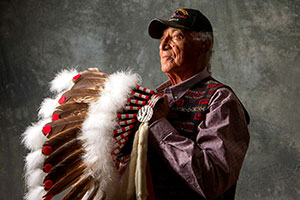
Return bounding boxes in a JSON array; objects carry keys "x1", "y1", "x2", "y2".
[{"x1": 200, "y1": 39, "x2": 211, "y2": 52}]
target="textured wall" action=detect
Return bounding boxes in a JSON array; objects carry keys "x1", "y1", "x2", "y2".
[{"x1": 0, "y1": 0, "x2": 299, "y2": 199}]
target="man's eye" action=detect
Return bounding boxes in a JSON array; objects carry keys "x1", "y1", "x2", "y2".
[{"x1": 173, "y1": 34, "x2": 183, "y2": 40}]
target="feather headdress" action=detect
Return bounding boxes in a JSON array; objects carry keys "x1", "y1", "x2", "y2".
[{"x1": 22, "y1": 68, "x2": 154, "y2": 200}]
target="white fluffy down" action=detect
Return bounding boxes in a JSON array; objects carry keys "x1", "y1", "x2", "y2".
[
  {"x1": 81, "y1": 71, "x2": 141, "y2": 199},
  {"x1": 24, "y1": 186, "x2": 46, "y2": 200},
  {"x1": 50, "y1": 68, "x2": 78, "y2": 93},
  {"x1": 38, "y1": 96, "x2": 59, "y2": 119},
  {"x1": 25, "y1": 168, "x2": 46, "y2": 188},
  {"x1": 23, "y1": 68, "x2": 78, "y2": 200},
  {"x1": 38, "y1": 91, "x2": 67, "y2": 119},
  {"x1": 22, "y1": 118, "x2": 50, "y2": 151},
  {"x1": 25, "y1": 150, "x2": 45, "y2": 172},
  {"x1": 39, "y1": 68, "x2": 77, "y2": 118}
]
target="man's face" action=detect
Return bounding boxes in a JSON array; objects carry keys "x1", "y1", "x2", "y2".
[{"x1": 159, "y1": 27, "x2": 201, "y2": 75}]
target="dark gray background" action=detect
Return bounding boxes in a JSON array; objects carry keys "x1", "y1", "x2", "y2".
[{"x1": 0, "y1": 0, "x2": 299, "y2": 199}]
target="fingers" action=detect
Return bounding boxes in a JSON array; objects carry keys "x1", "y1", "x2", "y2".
[{"x1": 149, "y1": 96, "x2": 170, "y2": 124}]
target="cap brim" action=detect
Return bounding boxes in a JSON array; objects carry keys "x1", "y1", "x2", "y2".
[{"x1": 148, "y1": 18, "x2": 190, "y2": 39}]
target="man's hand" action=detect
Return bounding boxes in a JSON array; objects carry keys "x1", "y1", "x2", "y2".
[{"x1": 149, "y1": 96, "x2": 170, "y2": 124}]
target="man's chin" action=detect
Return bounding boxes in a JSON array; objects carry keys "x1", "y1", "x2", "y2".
[{"x1": 161, "y1": 64, "x2": 178, "y2": 74}]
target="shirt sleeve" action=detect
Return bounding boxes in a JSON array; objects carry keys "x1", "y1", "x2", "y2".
[{"x1": 148, "y1": 87, "x2": 250, "y2": 199}]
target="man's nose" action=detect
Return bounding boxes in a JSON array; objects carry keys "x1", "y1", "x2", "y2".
[{"x1": 159, "y1": 37, "x2": 171, "y2": 51}]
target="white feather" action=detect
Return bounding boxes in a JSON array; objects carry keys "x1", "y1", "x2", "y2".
[
  {"x1": 81, "y1": 71, "x2": 141, "y2": 200},
  {"x1": 38, "y1": 97, "x2": 58, "y2": 119},
  {"x1": 24, "y1": 186, "x2": 46, "y2": 200},
  {"x1": 37, "y1": 91, "x2": 67, "y2": 119},
  {"x1": 22, "y1": 68, "x2": 78, "y2": 200},
  {"x1": 22, "y1": 118, "x2": 50, "y2": 151},
  {"x1": 50, "y1": 68, "x2": 78, "y2": 93},
  {"x1": 25, "y1": 150, "x2": 45, "y2": 172},
  {"x1": 38, "y1": 69, "x2": 77, "y2": 119},
  {"x1": 37, "y1": 69, "x2": 78, "y2": 119},
  {"x1": 25, "y1": 168, "x2": 46, "y2": 188}
]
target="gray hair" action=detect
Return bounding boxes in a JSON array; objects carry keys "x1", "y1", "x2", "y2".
[{"x1": 190, "y1": 32, "x2": 214, "y2": 73}]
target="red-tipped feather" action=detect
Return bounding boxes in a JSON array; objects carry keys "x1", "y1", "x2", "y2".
[
  {"x1": 44, "y1": 164, "x2": 86, "y2": 196},
  {"x1": 44, "y1": 151, "x2": 83, "y2": 186},
  {"x1": 45, "y1": 115, "x2": 84, "y2": 138},
  {"x1": 43, "y1": 126, "x2": 81, "y2": 152},
  {"x1": 60, "y1": 88, "x2": 101, "y2": 104},
  {"x1": 54, "y1": 103, "x2": 89, "y2": 119},
  {"x1": 44, "y1": 139, "x2": 82, "y2": 167},
  {"x1": 72, "y1": 69, "x2": 108, "y2": 85},
  {"x1": 71, "y1": 76, "x2": 107, "y2": 90}
]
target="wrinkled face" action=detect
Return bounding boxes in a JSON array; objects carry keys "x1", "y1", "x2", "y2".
[{"x1": 159, "y1": 27, "x2": 201, "y2": 75}]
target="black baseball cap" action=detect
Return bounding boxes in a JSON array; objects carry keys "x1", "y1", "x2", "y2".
[{"x1": 148, "y1": 8, "x2": 213, "y2": 39}]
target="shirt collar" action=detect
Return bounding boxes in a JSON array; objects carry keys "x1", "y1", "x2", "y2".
[{"x1": 156, "y1": 68, "x2": 211, "y2": 106}]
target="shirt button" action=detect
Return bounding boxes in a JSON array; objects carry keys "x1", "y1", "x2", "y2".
[{"x1": 174, "y1": 96, "x2": 178, "y2": 100}]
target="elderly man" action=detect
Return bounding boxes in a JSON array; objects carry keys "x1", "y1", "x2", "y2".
[{"x1": 147, "y1": 8, "x2": 250, "y2": 200}]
